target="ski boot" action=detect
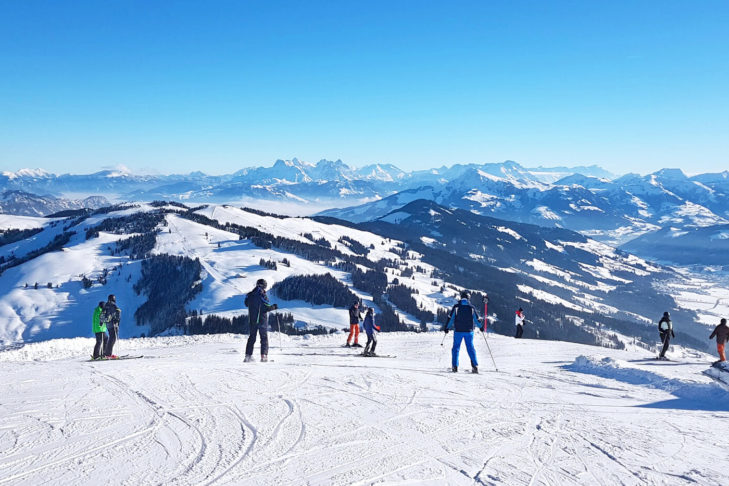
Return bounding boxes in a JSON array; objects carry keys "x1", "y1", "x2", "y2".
[
  {"x1": 472, "y1": 366, "x2": 479, "y2": 374},
  {"x1": 261, "y1": 355, "x2": 268, "y2": 362},
  {"x1": 344, "y1": 343, "x2": 351, "y2": 348},
  {"x1": 244, "y1": 355, "x2": 253, "y2": 363},
  {"x1": 352, "y1": 343, "x2": 362, "y2": 348},
  {"x1": 451, "y1": 366, "x2": 458, "y2": 373}
]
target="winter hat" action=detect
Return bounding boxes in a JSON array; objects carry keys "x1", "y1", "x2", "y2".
[
  {"x1": 366, "y1": 307, "x2": 373, "y2": 315},
  {"x1": 98, "y1": 301, "x2": 105, "y2": 308},
  {"x1": 460, "y1": 290, "x2": 470, "y2": 299},
  {"x1": 663, "y1": 311, "x2": 670, "y2": 318},
  {"x1": 518, "y1": 307, "x2": 523, "y2": 312},
  {"x1": 108, "y1": 294, "x2": 116, "y2": 303},
  {"x1": 722, "y1": 318, "x2": 727, "y2": 325}
]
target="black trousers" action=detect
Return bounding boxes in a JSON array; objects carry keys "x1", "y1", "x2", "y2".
[
  {"x1": 515, "y1": 324, "x2": 524, "y2": 339},
  {"x1": 246, "y1": 321, "x2": 269, "y2": 356},
  {"x1": 364, "y1": 332, "x2": 377, "y2": 354},
  {"x1": 93, "y1": 332, "x2": 108, "y2": 358},
  {"x1": 104, "y1": 325, "x2": 119, "y2": 356},
  {"x1": 659, "y1": 331, "x2": 671, "y2": 357}
]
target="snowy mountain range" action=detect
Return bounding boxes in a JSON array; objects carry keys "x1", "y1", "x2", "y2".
[
  {"x1": 0, "y1": 190, "x2": 109, "y2": 217},
  {"x1": 2, "y1": 200, "x2": 726, "y2": 354}
]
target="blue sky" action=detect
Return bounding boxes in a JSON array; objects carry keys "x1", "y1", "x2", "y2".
[{"x1": 1, "y1": 0, "x2": 727, "y2": 175}]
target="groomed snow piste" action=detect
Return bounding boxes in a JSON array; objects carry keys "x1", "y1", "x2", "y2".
[{"x1": 1, "y1": 333, "x2": 727, "y2": 485}]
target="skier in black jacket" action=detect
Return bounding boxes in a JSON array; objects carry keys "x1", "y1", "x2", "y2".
[
  {"x1": 102, "y1": 295, "x2": 121, "y2": 358},
  {"x1": 658, "y1": 311, "x2": 674, "y2": 360},
  {"x1": 346, "y1": 301, "x2": 363, "y2": 348},
  {"x1": 244, "y1": 279, "x2": 277, "y2": 362},
  {"x1": 442, "y1": 290, "x2": 483, "y2": 373}
]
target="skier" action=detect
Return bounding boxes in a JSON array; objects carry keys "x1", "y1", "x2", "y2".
[
  {"x1": 709, "y1": 318, "x2": 729, "y2": 363},
  {"x1": 92, "y1": 301, "x2": 108, "y2": 360},
  {"x1": 102, "y1": 294, "x2": 121, "y2": 359},
  {"x1": 443, "y1": 290, "x2": 484, "y2": 373},
  {"x1": 515, "y1": 307, "x2": 525, "y2": 338},
  {"x1": 345, "y1": 301, "x2": 363, "y2": 348},
  {"x1": 244, "y1": 279, "x2": 278, "y2": 362},
  {"x1": 362, "y1": 307, "x2": 380, "y2": 357},
  {"x1": 657, "y1": 311, "x2": 674, "y2": 360}
]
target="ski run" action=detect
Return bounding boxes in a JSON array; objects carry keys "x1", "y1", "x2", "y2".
[{"x1": 1, "y1": 332, "x2": 728, "y2": 486}]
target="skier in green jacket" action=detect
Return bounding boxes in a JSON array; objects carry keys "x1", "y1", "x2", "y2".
[{"x1": 92, "y1": 301, "x2": 108, "y2": 359}]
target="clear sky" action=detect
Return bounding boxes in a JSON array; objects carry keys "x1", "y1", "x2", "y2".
[{"x1": 1, "y1": 0, "x2": 727, "y2": 175}]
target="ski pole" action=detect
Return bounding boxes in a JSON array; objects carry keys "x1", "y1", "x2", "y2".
[
  {"x1": 276, "y1": 313, "x2": 282, "y2": 350},
  {"x1": 440, "y1": 332, "x2": 447, "y2": 346},
  {"x1": 480, "y1": 329, "x2": 499, "y2": 372}
]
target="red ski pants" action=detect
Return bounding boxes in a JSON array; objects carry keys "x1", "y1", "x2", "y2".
[
  {"x1": 718, "y1": 343, "x2": 726, "y2": 362},
  {"x1": 347, "y1": 324, "x2": 359, "y2": 344}
]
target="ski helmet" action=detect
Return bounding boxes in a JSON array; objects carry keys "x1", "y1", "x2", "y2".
[
  {"x1": 722, "y1": 318, "x2": 727, "y2": 325},
  {"x1": 460, "y1": 290, "x2": 470, "y2": 299},
  {"x1": 108, "y1": 294, "x2": 116, "y2": 303},
  {"x1": 257, "y1": 279, "x2": 267, "y2": 289},
  {"x1": 98, "y1": 301, "x2": 105, "y2": 308},
  {"x1": 663, "y1": 311, "x2": 670, "y2": 318}
]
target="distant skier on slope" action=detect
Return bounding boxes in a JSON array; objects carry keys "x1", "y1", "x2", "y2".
[
  {"x1": 443, "y1": 290, "x2": 483, "y2": 373},
  {"x1": 709, "y1": 318, "x2": 729, "y2": 364},
  {"x1": 244, "y1": 279, "x2": 277, "y2": 363},
  {"x1": 345, "y1": 301, "x2": 363, "y2": 348},
  {"x1": 657, "y1": 311, "x2": 674, "y2": 360},
  {"x1": 515, "y1": 307, "x2": 525, "y2": 338},
  {"x1": 362, "y1": 307, "x2": 380, "y2": 357},
  {"x1": 92, "y1": 301, "x2": 108, "y2": 360},
  {"x1": 102, "y1": 295, "x2": 121, "y2": 359}
]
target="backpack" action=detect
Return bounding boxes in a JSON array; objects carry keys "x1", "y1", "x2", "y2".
[{"x1": 244, "y1": 289, "x2": 256, "y2": 307}]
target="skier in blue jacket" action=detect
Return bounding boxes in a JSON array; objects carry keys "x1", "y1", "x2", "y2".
[
  {"x1": 362, "y1": 307, "x2": 380, "y2": 356},
  {"x1": 443, "y1": 290, "x2": 483, "y2": 373}
]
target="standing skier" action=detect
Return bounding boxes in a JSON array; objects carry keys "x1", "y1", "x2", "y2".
[
  {"x1": 657, "y1": 311, "x2": 674, "y2": 360},
  {"x1": 102, "y1": 295, "x2": 121, "y2": 359},
  {"x1": 443, "y1": 290, "x2": 483, "y2": 373},
  {"x1": 345, "y1": 301, "x2": 363, "y2": 348},
  {"x1": 362, "y1": 307, "x2": 380, "y2": 357},
  {"x1": 709, "y1": 318, "x2": 729, "y2": 363},
  {"x1": 92, "y1": 301, "x2": 108, "y2": 360},
  {"x1": 514, "y1": 307, "x2": 525, "y2": 338},
  {"x1": 244, "y1": 279, "x2": 277, "y2": 362}
]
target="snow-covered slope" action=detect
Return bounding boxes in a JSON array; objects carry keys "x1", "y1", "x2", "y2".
[{"x1": 0, "y1": 332, "x2": 726, "y2": 485}]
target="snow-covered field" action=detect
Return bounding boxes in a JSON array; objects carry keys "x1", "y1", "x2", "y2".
[{"x1": 1, "y1": 333, "x2": 727, "y2": 485}]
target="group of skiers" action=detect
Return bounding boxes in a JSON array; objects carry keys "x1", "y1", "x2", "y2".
[
  {"x1": 91, "y1": 294, "x2": 122, "y2": 360},
  {"x1": 91, "y1": 280, "x2": 729, "y2": 367}
]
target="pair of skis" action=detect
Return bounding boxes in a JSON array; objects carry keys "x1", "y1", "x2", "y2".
[{"x1": 89, "y1": 354, "x2": 143, "y2": 361}]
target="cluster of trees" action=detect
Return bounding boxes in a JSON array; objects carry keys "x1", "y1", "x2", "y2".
[
  {"x1": 115, "y1": 233, "x2": 157, "y2": 259},
  {"x1": 259, "y1": 258, "x2": 278, "y2": 270},
  {"x1": 386, "y1": 284, "x2": 435, "y2": 324},
  {"x1": 302, "y1": 233, "x2": 331, "y2": 248},
  {"x1": 337, "y1": 236, "x2": 369, "y2": 256},
  {"x1": 352, "y1": 268, "x2": 388, "y2": 297},
  {"x1": 0, "y1": 231, "x2": 75, "y2": 276},
  {"x1": 133, "y1": 255, "x2": 203, "y2": 335},
  {"x1": 86, "y1": 212, "x2": 164, "y2": 240},
  {"x1": 271, "y1": 273, "x2": 358, "y2": 308},
  {"x1": 0, "y1": 227, "x2": 42, "y2": 247},
  {"x1": 185, "y1": 311, "x2": 332, "y2": 336}
]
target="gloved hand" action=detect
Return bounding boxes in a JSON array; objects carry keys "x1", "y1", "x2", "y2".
[
  {"x1": 480, "y1": 326, "x2": 485, "y2": 332},
  {"x1": 271, "y1": 304, "x2": 278, "y2": 310},
  {"x1": 443, "y1": 328, "x2": 449, "y2": 334},
  {"x1": 375, "y1": 326, "x2": 381, "y2": 332},
  {"x1": 671, "y1": 330, "x2": 675, "y2": 338}
]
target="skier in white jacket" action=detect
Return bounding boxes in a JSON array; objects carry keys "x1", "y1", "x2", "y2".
[{"x1": 515, "y1": 307, "x2": 525, "y2": 338}]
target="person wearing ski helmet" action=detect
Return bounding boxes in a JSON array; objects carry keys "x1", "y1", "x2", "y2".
[
  {"x1": 346, "y1": 301, "x2": 363, "y2": 348},
  {"x1": 515, "y1": 307, "x2": 525, "y2": 338},
  {"x1": 442, "y1": 290, "x2": 483, "y2": 373},
  {"x1": 91, "y1": 301, "x2": 108, "y2": 360},
  {"x1": 102, "y1": 294, "x2": 121, "y2": 358},
  {"x1": 244, "y1": 279, "x2": 277, "y2": 362},
  {"x1": 362, "y1": 307, "x2": 380, "y2": 356},
  {"x1": 709, "y1": 318, "x2": 729, "y2": 363},
  {"x1": 657, "y1": 311, "x2": 674, "y2": 360}
]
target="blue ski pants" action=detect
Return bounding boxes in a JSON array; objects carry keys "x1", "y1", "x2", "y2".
[{"x1": 452, "y1": 331, "x2": 478, "y2": 368}]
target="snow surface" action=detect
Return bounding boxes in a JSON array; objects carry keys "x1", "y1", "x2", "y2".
[{"x1": 0, "y1": 333, "x2": 726, "y2": 485}]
